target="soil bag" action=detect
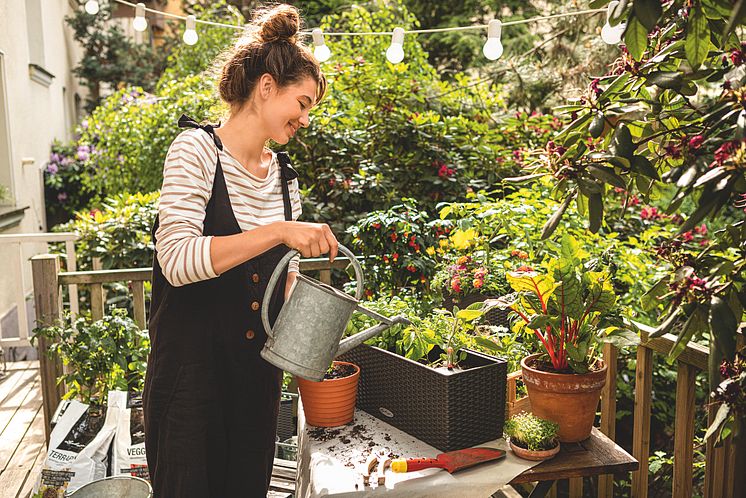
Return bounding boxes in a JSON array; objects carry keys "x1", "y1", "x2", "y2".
[
  {"x1": 107, "y1": 390, "x2": 149, "y2": 481},
  {"x1": 33, "y1": 399, "x2": 118, "y2": 497}
]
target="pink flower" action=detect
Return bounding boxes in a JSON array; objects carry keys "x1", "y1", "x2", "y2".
[
  {"x1": 473, "y1": 278, "x2": 484, "y2": 289},
  {"x1": 688, "y1": 135, "x2": 705, "y2": 150},
  {"x1": 451, "y1": 277, "x2": 462, "y2": 293}
]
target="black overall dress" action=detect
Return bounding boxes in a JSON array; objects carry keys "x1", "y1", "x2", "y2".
[{"x1": 143, "y1": 115, "x2": 297, "y2": 497}]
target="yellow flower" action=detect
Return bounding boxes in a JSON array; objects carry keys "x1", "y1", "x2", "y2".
[
  {"x1": 439, "y1": 239, "x2": 449, "y2": 249},
  {"x1": 450, "y1": 228, "x2": 477, "y2": 250},
  {"x1": 425, "y1": 246, "x2": 436, "y2": 256}
]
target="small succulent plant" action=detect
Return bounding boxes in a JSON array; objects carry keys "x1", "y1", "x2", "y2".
[{"x1": 504, "y1": 412, "x2": 559, "y2": 451}]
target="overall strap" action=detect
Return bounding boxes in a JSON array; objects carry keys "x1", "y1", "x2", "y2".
[
  {"x1": 178, "y1": 114, "x2": 223, "y2": 150},
  {"x1": 276, "y1": 152, "x2": 298, "y2": 222}
]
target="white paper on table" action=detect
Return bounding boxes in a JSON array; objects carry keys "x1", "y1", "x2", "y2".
[{"x1": 297, "y1": 407, "x2": 542, "y2": 498}]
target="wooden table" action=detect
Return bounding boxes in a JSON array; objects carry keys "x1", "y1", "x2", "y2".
[
  {"x1": 508, "y1": 427, "x2": 638, "y2": 497},
  {"x1": 297, "y1": 404, "x2": 637, "y2": 498}
]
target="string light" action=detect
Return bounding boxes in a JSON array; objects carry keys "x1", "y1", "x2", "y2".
[
  {"x1": 93, "y1": 1, "x2": 609, "y2": 59},
  {"x1": 312, "y1": 28, "x2": 331, "y2": 62},
  {"x1": 386, "y1": 27, "x2": 405, "y2": 64},
  {"x1": 601, "y1": 1, "x2": 626, "y2": 45},
  {"x1": 84, "y1": 0, "x2": 100, "y2": 15},
  {"x1": 132, "y1": 2, "x2": 148, "y2": 32},
  {"x1": 183, "y1": 15, "x2": 198, "y2": 45},
  {"x1": 483, "y1": 19, "x2": 503, "y2": 61}
]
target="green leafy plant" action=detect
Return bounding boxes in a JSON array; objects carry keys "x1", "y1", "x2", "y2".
[
  {"x1": 504, "y1": 412, "x2": 559, "y2": 451},
  {"x1": 32, "y1": 308, "x2": 150, "y2": 406},
  {"x1": 501, "y1": 233, "x2": 638, "y2": 373}
]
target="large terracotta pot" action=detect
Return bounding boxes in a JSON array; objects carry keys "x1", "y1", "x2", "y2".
[
  {"x1": 521, "y1": 354, "x2": 607, "y2": 443},
  {"x1": 297, "y1": 361, "x2": 360, "y2": 427}
]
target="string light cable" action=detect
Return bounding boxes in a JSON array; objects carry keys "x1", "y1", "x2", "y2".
[{"x1": 88, "y1": 0, "x2": 607, "y2": 61}]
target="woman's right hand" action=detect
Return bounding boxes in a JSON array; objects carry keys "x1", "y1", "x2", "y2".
[{"x1": 279, "y1": 221, "x2": 339, "y2": 261}]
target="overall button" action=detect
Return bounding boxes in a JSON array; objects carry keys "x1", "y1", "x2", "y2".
[
  {"x1": 252, "y1": 273, "x2": 260, "y2": 283},
  {"x1": 251, "y1": 301, "x2": 260, "y2": 311},
  {"x1": 245, "y1": 330, "x2": 255, "y2": 340}
]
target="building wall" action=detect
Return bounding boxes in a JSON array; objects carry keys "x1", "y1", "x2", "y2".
[{"x1": 0, "y1": 0, "x2": 84, "y2": 346}]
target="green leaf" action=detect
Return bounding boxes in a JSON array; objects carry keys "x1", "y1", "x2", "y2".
[
  {"x1": 723, "y1": 0, "x2": 746, "y2": 42},
  {"x1": 625, "y1": 15, "x2": 649, "y2": 61},
  {"x1": 687, "y1": 9, "x2": 711, "y2": 70},
  {"x1": 704, "y1": 403, "x2": 731, "y2": 441},
  {"x1": 456, "y1": 309, "x2": 483, "y2": 321},
  {"x1": 589, "y1": 112, "x2": 606, "y2": 138},
  {"x1": 634, "y1": 0, "x2": 663, "y2": 31},
  {"x1": 610, "y1": 124, "x2": 636, "y2": 159},
  {"x1": 630, "y1": 155, "x2": 660, "y2": 180},
  {"x1": 473, "y1": 336, "x2": 502, "y2": 353},
  {"x1": 646, "y1": 71, "x2": 683, "y2": 90},
  {"x1": 588, "y1": 165, "x2": 627, "y2": 189},
  {"x1": 588, "y1": 193, "x2": 603, "y2": 233},
  {"x1": 540, "y1": 192, "x2": 575, "y2": 240},
  {"x1": 669, "y1": 307, "x2": 706, "y2": 362},
  {"x1": 598, "y1": 327, "x2": 641, "y2": 348},
  {"x1": 709, "y1": 296, "x2": 738, "y2": 361}
]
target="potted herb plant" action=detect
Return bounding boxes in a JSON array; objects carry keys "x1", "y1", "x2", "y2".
[
  {"x1": 496, "y1": 235, "x2": 638, "y2": 442},
  {"x1": 339, "y1": 298, "x2": 508, "y2": 451},
  {"x1": 504, "y1": 412, "x2": 560, "y2": 461},
  {"x1": 296, "y1": 361, "x2": 360, "y2": 427}
]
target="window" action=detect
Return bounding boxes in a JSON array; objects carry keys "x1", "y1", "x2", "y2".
[{"x1": 25, "y1": 0, "x2": 54, "y2": 87}]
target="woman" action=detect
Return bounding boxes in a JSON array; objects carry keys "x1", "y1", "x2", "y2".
[{"x1": 143, "y1": 5, "x2": 337, "y2": 496}]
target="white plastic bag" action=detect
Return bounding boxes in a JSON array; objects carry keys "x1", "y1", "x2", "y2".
[
  {"x1": 33, "y1": 399, "x2": 118, "y2": 497},
  {"x1": 108, "y1": 390, "x2": 149, "y2": 481}
]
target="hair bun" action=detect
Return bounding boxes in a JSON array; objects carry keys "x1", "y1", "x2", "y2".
[{"x1": 255, "y1": 4, "x2": 301, "y2": 44}]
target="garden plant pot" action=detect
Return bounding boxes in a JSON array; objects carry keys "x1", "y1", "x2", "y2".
[
  {"x1": 296, "y1": 361, "x2": 360, "y2": 427},
  {"x1": 520, "y1": 353, "x2": 607, "y2": 443},
  {"x1": 338, "y1": 344, "x2": 507, "y2": 451},
  {"x1": 509, "y1": 440, "x2": 560, "y2": 461}
]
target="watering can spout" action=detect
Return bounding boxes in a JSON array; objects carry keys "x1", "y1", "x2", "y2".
[{"x1": 336, "y1": 314, "x2": 411, "y2": 357}]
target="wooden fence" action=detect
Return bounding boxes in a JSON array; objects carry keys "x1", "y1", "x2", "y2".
[{"x1": 30, "y1": 253, "x2": 744, "y2": 497}]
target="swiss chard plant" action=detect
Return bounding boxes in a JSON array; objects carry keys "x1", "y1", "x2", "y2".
[{"x1": 498, "y1": 234, "x2": 638, "y2": 373}]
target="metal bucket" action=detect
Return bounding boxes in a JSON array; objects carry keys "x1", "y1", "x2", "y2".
[{"x1": 64, "y1": 476, "x2": 153, "y2": 497}]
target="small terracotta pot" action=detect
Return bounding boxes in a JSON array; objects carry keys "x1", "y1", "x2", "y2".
[
  {"x1": 297, "y1": 361, "x2": 360, "y2": 427},
  {"x1": 509, "y1": 440, "x2": 560, "y2": 461},
  {"x1": 521, "y1": 354, "x2": 607, "y2": 443}
]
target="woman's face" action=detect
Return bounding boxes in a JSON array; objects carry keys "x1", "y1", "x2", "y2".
[{"x1": 261, "y1": 75, "x2": 318, "y2": 145}]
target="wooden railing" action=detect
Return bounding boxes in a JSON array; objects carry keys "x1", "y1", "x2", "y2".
[
  {"x1": 30, "y1": 253, "x2": 744, "y2": 496},
  {"x1": 30, "y1": 253, "x2": 350, "y2": 442}
]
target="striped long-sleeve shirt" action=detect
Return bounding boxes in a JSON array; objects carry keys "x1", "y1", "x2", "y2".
[{"x1": 155, "y1": 128, "x2": 302, "y2": 287}]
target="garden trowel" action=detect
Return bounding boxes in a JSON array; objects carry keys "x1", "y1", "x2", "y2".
[{"x1": 390, "y1": 447, "x2": 506, "y2": 474}]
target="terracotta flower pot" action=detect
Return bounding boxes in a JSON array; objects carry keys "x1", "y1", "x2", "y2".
[
  {"x1": 520, "y1": 354, "x2": 607, "y2": 443},
  {"x1": 509, "y1": 439, "x2": 560, "y2": 461},
  {"x1": 297, "y1": 361, "x2": 360, "y2": 428}
]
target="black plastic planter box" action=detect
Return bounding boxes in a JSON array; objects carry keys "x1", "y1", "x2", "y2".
[{"x1": 337, "y1": 345, "x2": 507, "y2": 451}]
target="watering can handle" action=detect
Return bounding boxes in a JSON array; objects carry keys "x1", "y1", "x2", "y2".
[{"x1": 261, "y1": 244, "x2": 364, "y2": 341}]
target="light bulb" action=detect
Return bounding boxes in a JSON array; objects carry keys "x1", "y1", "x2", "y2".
[
  {"x1": 483, "y1": 19, "x2": 503, "y2": 60},
  {"x1": 84, "y1": 0, "x2": 99, "y2": 15},
  {"x1": 386, "y1": 27, "x2": 405, "y2": 64},
  {"x1": 312, "y1": 28, "x2": 331, "y2": 62},
  {"x1": 133, "y1": 3, "x2": 148, "y2": 32},
  {"x1": 183, "y1": 15, "x2": 198, "y2": 45},
  {"x1": 601, "y1": 22, "x2": 625, "y2": 44},
  {"x1": 601, "y1": 1, "x2": 625, "y2": 45}
]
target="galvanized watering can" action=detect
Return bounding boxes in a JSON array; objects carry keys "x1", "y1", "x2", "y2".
[{"x1": 261, "y1": 245, "x2": 410, "y2": 381}]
